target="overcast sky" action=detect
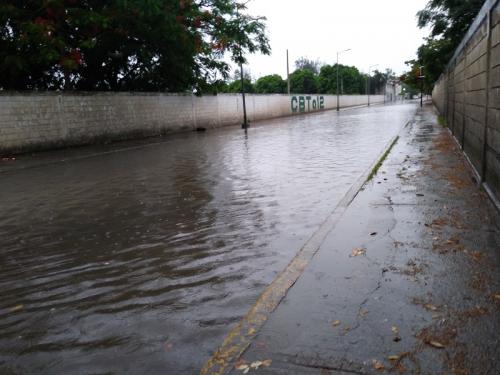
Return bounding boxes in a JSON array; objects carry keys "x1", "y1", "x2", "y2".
[{"x1": 236, "y1": 0, "x2": 430, "y2": 79}]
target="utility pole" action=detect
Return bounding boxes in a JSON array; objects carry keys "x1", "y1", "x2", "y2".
[
  {"x1": 336, "y1": 48, "x2": 351, "y2": 111},
  {"x1": 286, "y1": 49, "x2": 290, "y2": 95}
]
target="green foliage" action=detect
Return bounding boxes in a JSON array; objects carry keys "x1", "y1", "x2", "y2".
[
  {"x1": 226, "y1": 78, "x2": 254, "y2": 93},
  {"x1": 403, "y1": 37, "x2": 455, "y2": 93},
  {"x1": 255, "y1": 74, "x2": 286, "y2": 94},
  {"x1": 0, "y1": 0, "x2": 270, "y2": 91},
  {"x1": 405, "y1": 0, "x2": 483, "y2": 89},
  {"x1": 289, "y1": 68, "x2": 317, "y2": 94},
  {"x1": 417, "y1": 0, "x2": 484, "y2": 46},
  {"x1": 368, "y1": 70, "x2": 391, "y2": 95},
  {"x1": 318, "y1": 64, "x2": 366, "y2": 95}
]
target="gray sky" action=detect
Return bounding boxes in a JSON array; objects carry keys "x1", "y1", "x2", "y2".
[{"x1": 239, "y1": 0, "x2": 430, "y2": 79}]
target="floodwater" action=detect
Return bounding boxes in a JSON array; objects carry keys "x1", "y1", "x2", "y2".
[{"x1": 0, "y1": 103, "x2": 416, "y2": 374}]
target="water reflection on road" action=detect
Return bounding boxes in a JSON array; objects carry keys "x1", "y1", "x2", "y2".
[{"x1": 0, "y1": 103, "x2": 416, "y2": 374}]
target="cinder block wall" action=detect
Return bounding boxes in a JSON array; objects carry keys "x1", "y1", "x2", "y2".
[
  {"x1": 0, "y1": 92, "x2": 383, "y2": 154},
  {"x1": 432, "y1": 0, "x2": 500, "y2": 204}
]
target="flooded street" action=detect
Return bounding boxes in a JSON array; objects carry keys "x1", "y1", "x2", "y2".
[{"x1": 0, "y1": 103, "x2": 416, "y2": 374}]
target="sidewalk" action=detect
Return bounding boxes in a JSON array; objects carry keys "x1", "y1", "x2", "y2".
[{"x1": 218, "y1": 103, "x2": 500, "y2": 374}]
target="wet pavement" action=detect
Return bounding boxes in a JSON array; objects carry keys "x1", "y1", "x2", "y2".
[
  {"x1": 224, "y1": 104, "x2": 500, "y2": 375},
  {"x1": 0, "y1": 104, "x2": 417, "y2": 374}
]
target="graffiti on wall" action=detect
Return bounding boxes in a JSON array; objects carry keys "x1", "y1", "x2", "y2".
[{"x1": 291, "y1": 96, "x2": 325, "y2": 113}]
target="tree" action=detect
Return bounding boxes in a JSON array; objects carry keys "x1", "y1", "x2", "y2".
[
  {"x1": 289, "y1": 68, "x2": 317, "y2": 94},
  {"x1": 318, "y1": 64, "x2": 366, "y2": 94},
  {"x1": 409, "y1": 0, "x2": 484, "y2": 86},
  {"x1": 403, "y1": 37, "x2": 453, "y2": 94},
  {"x1": 0, "y1": 0, "x2": 270, "y2": 92},
  {"x1": 226, "y1": 78, "x2": 254, "y2": 93},
  {"x1": 368, "y1": 70, "x2": 389, "y2": 95},
  {"x1": 294, "y1": 57, "x2": 322, "y2": 75},
  {"x1": 255, "y1": 74, "x2": 286, "y2": 94}
]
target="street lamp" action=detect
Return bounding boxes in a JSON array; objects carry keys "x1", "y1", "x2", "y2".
[
  {"x1": 336, "y1": 48, "x2": 351, "y2": 111},
  {"x1": 367, "y1": 64, "x2": 378, "y2": 107}
]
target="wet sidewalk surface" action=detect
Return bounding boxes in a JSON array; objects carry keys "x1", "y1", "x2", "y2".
[{"x1": 226, "y1": 104, "x2": 500, "y2": 375}]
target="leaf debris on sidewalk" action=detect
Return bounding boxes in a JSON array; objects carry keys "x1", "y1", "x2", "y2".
[
  {"x1": 350, "y1": 247, "x2": 366, "y2": 257},
  {"x1": 235, "y1": 359, "x2": 272, "y2": 373},
  {"x1": 331, "y1": 320, "x2": 341, "y2": 327},
  {"x1": 427, "y1": 340, "x2": 445, "y2": 349},
  {"x1": 372, "y1": 360, "x2": 385, "y2": 371}
]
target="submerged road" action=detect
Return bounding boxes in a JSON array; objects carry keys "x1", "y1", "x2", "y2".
[{"x1": 0, "y1": 102, "x2": 416, "y2": 374}]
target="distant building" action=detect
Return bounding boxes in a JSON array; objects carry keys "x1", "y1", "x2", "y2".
[{"x1": 384, "y1": 80, "x2": 403, "y2": 102}]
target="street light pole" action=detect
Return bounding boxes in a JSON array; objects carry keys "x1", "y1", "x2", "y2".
[
  {"x1": 367, "y1": 64, "x2": 378, "y2": 107},
  {"x1": 286, "y1": 49, "x2": 290, "y2": 95},
  {"x1": 336, "y1": 48, "x2": 351, "y2": 111}
]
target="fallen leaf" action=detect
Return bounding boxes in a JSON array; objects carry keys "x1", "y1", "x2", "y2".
[
  {"x1": 370, "y1": 232, "x2": 377, "y2": 236},
  {"x1": 250, "y1": 361, "x2": 262, "y2": 369},
  {"x1": 350, "y1": 247, "x2": 366, "y2": 257},
  {"x1": 235, "y1": 359, "x2": 248, "y2": 368},
  {"x1": 332, "y1": 320, "x2": 341, "y2": 327},
  {"x1": 342, "y1": 326, "x2": 351, "y2": 335},
  {"x1": 428, "y1": 340, "x2": 445, "y2": 348},
  {"x1": 235, "y1": 363, "x2": 249, "y2": 372},
  {"x1": 393, "y1": 336, "x2": 402, "y2": 342},
  {"x1": 388, "y1": 355, "x2": 400, "y2": 361},
  {"x1": 261, "y1": 359, "x2": 272, "y2": 367},
  {"x1": 9, "y1": 304, "x2": 24, "y2": 312},
  {"x1": 424, "y1": 303, "x2": 438, "y2": 311},
  {"x1": 372, "y1": 360, "x2": 385, "y2": 371},
  {"x1": 391, "y1": 326, "x2": 399, "y2": 334},
  {"x1": 359, "y1": 309, "x2": 369, "y2": 317},
  {"x1": 247, "y1": 327, "x2": 256, "y2": 335}
]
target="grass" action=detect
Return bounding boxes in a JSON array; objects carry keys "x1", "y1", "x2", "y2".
[
  {"x1": 438, "y1": 115, "x2": 447, "y2": 127},
  {"x1": 367, "y1": 136, "x2": 399, "y2": 182}
]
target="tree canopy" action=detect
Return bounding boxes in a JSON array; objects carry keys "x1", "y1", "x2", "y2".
[
  {"x1": 402, "y1": 0, "x2": 483, "y2": 92},
  {"x1": 0, "y1": 0, "x2": 270, "y2": 92},
  {"x1": 317, "y1": 64, "x2": 367, "y2": 95},
  {"x1": 255, "y1": 74, "x2": 286, "y2": 94},
  {"x1": 289, "y1": 68, "x2": 317, "y2": 94},
  {"x1": 294, "y1": 57, "x2": 322, "y2": 75}
]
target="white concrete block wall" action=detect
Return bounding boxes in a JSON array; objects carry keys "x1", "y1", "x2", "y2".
[
  {"x1": 432, "y1": 0, "x2": 500, "y2": 202},
  {"x1": 0, "y1": 92, "x2": 384, "y2": 154}
]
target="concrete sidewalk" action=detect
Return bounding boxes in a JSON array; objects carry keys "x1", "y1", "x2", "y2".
[{"x1": 221, "y1": 104, "x2": 500, "y2": 375}]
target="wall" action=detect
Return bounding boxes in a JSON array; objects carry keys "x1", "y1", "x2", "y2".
[
  {"x1": 0, "y1": 92, "x2": 383, "y2": 154},
  {"x1": 432, "y1": 0, "x2": 500, "y2": 204}
]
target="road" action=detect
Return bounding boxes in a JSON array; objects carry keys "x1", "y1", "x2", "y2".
[{"x1": 0, "y1": 102, "x2": 417, "y2": 374}]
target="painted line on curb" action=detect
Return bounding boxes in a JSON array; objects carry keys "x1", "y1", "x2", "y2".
[{"x1": 200, "y1": 118, "x2": 410, "y2": 375}]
